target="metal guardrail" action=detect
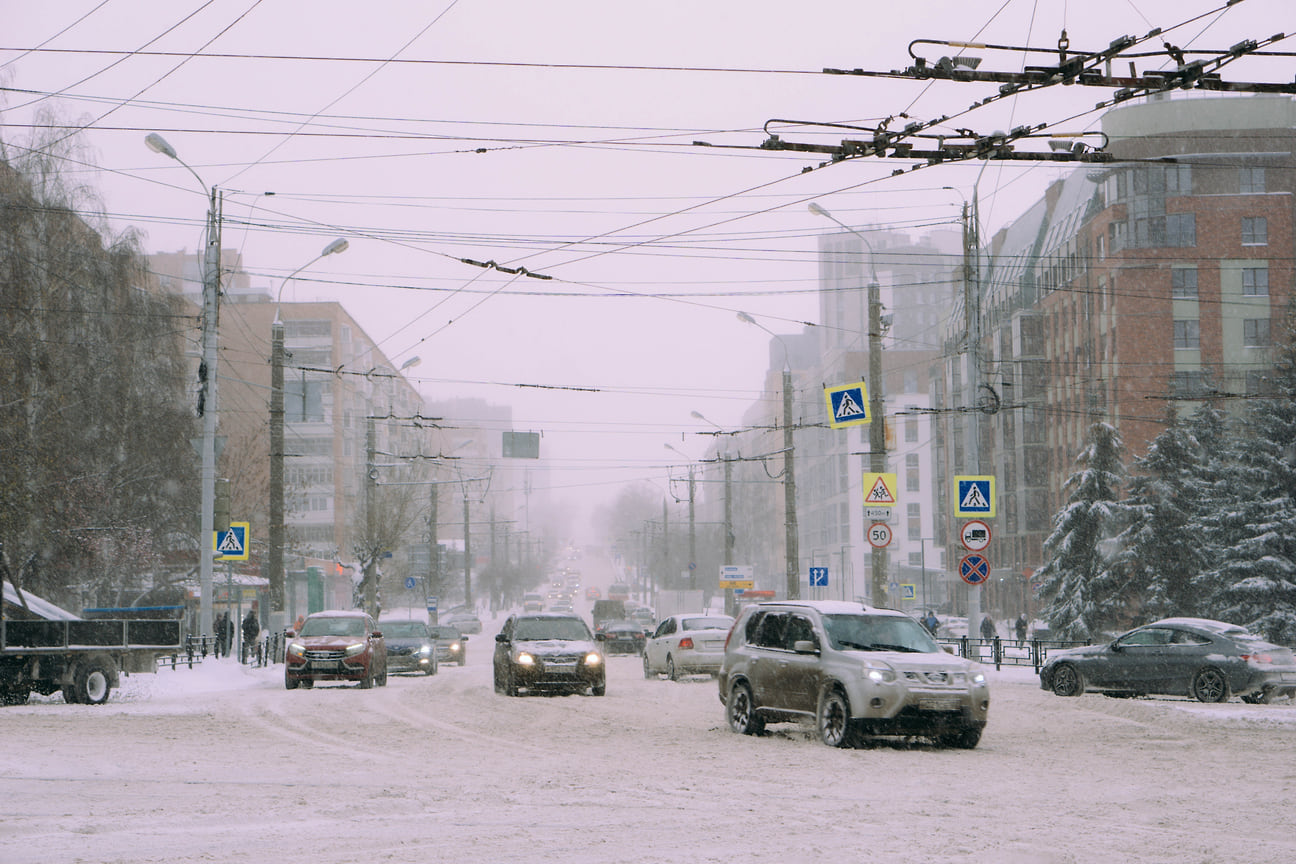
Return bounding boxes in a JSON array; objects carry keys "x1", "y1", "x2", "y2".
[{"x1": 937, "y1": 636, "x2": 1091, "y2": 673}]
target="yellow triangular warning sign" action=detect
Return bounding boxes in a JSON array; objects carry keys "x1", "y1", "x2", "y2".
[
  {"x1": 866, "y1": 475, "x2": 895, "y2": 504},
  {"x1": 217, "y1": 529, "x2": 244, "y2": 555}
]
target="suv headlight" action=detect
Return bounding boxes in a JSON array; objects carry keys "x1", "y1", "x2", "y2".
[
  {"x1": 583, "y1": 652, "x2": 602, "y2": 666},
  {"x1": 516, "y1": 652, "x2": 535, "y2": 666},
  {"x1": 343, "y1": 642, "x2": 366, "y2": 657},
  {"x1": 286, "y1": 641, "x2": 305, "y2": 659},
  {"x1": 863, "y1": 660, "x2": 896, "y2": 683},
  {"x1": 970, "y1": 671, "x2": 987, "y2": 685},
  {"x1": 416, "y1": 645, "x2": 432, "y2": 656}
]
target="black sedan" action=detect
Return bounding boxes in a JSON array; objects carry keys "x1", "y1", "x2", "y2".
[
  {"x1": 1040, "y1": 617, "x2": 1296, "y2": 703},
  {"x1": 493, "y1": 613, "x2": 605, "y2": 696},
  {"x1": 600, "y1": 620, "x2": 647, "y2": 655}
]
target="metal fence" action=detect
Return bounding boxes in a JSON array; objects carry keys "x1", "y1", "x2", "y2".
[{"x1": 938, "y1": 636, "x2": 1090, "y2": 673}]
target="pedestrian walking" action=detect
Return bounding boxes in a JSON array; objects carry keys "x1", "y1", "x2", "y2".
[
  {"x1": 1015, "y1": 614, "x2": 1028, "y2": 642},
  {"x1": 980, "y1": 615, "x2": 997, "y2": 641},
  {"x1": 241, "y1": 606, "x2": 259, "y2": 664}
]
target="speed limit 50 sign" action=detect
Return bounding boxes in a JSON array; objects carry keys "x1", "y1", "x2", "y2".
[{"x1": 867, "y1": 522, "x2": 893, "y2": 549}]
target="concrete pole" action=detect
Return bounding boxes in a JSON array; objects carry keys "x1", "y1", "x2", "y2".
[
  {"x1": 687, "y1": 466, "x2": 696, "y2": 590},
  {"x1": 868, "y1": 280, "x2": 889, "y2": 607},
  {"x1": 783, "y1": 368, "x2": 800, "y2": 600},
  {"x1": 269, "y1": 319, "x2": 284, "y2": 620},
  {"x1": 463, "y1": 495, "x2": 472, "y2": 607},
  {"x1": 964, "y1": 197, "x2": 984, "y2": 651},
  {"x1": 364, "y1": 418, "x2": 377, "y2": 616},
  {"x1": 197, "y1": 186, "x2": 221, "y2": 642}
]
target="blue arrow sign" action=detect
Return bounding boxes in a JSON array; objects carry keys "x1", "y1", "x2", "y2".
[{"x1": 809, "y1": 567, "x2": 829, "y2": 587}]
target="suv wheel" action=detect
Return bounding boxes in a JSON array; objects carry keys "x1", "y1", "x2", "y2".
[
  {"x1": 817, "y1": 688, "x2": 856, "y2": 748},
  {"x1": 937, "y1": 727, "x2": 982, "y2": 749},
  {"x1": 642, "y1": 653, "x2": 654, "y2": 679},
  {"x1": 726, "y1": 680, "x2": 764, "y2": 735}
]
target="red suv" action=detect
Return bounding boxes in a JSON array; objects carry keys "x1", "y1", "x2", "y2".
[{"x1": 285, "y1": 610, "x2": 387, "y2": 689}]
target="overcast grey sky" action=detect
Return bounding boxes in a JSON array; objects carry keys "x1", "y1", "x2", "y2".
[{"x1": 3, "y1": 0, "x2": 1292, "y2": 524}]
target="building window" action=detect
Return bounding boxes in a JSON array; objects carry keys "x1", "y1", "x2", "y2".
[
  {"x1": 904, "y1": 416, "x2": 918, "y2": 443},
  {"x1": 1166, "y1": 213, "x2": 1196, "y2": 247},
  {"x1": 1244, "y1": 318, "x2": 1270, "y2": 347},
  {"x1": 1171, "y1": 268, "x2": 1198, "y2": 299},
  {"x1": 908, "y1": 552, "x2": 923, "y2": 567},
  {"x1": 285, "y1": 379, "x2": 325, "y2": 422},
  {"x1": 1242, "y1": 267, "x2": 1269, "y2": 296},
  {"x1": 1246, "y1": 370, "x2": 1272, "y2": 395},
  {"x1": 906, "y1": 453, "x2": 920, "y2": 492},
  {"x1": 1240, "y1": 167, "x2": 1266, "y2": 194},
  {"x1": 1172, "y1": 371, "x2": 1206, "y2": 399},
  {"x1": 1242, "y1": 217, "x2": 1268, "y2": 246},
  {"x1": 907, "y1": 502, "x2": 922, "y2": 541},
  {"x1": 1173, "y1": 320, "x2": 1199, "y2": 349}
]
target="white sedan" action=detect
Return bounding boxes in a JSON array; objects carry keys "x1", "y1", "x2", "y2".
[{"x1": 643, "y1": 614, "x2": 735, "y2": 680}]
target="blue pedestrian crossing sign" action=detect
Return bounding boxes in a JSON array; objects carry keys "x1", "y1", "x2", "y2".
[
  {"x1": 824, "y1": 382, "x2": 871, "y2": 429},
  {"x1": 213, "y1": 522, "x2": 250, "y2": 561},
  {"x1": 954, "y1": 476, "x2": 996, "y2": 518},
  {"x1": 809, "y1": 567, "x2": 829, "y2": 587}
]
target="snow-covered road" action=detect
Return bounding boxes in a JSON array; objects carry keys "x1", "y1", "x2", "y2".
[{"x1": 3, "y1": 636, "x2": 1295, "y2": 864}]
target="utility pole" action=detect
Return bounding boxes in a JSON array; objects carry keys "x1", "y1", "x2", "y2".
[
  {"x1": 428, "y1": 483, "x2": 439, "y2": 616},
  {"x1": 782, "y1": 368, "x2": 800, "y2": 600},
  {"x1": 661, "y1": 497, "x2": 669, "y2": 595},
  {"x1": 868, "y1": 278, "x2": 889, "y2": 607},
  {"x1": 269, "y1": 312, "x2": 284, "y2": 622},
  {"x1": 686, "y1": 465, "x2": 696, "y2": 590},
  {"x1": 963, "y1": 196, "x2": 985, "y2": 640},
  {"x1": 463, "y1": 495, "x2": 472, "y2": 608},
  {"x1": 198, "y1": 185, "x2": 221, "y2": 641},
  {"x1": 364, "y1": 418, "x2": 378, "y2": 616},
  {"x1": 723, "y1": 454, "x2": 734, "y2": 615}
]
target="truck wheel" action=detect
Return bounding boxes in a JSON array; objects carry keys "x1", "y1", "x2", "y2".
[
  {"x1": 75, "y1": 659, "x2": 114, "y2": 705},
  {"x1": 61, "y1": 684, "x2": 80, "y2": 704}
]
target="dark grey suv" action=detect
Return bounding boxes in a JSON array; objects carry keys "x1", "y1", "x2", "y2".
[{"x1": 718, "y1": 601, "x2": 990, "y2": 748}]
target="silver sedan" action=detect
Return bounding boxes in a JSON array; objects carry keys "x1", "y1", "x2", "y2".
[{"x1": 643, "y1": 614, "x2": 734, "y2": 680}]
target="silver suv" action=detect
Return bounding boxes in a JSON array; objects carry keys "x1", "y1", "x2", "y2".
[{"x1": 718, "y1": 600, "x2": 990, "y2": 748}]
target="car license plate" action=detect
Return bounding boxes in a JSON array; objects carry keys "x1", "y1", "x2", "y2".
[
  {"x1": 918, "y1": 695, "x2": 962, "y2": 712},
  {"x1": 548, "y1": 663, "x2": 577, "y2": 672},
  {"x1": 309, "y1": 660, "x2": 339, "y2": 672}
]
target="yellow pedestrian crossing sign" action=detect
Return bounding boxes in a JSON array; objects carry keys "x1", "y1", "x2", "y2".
[
  {"x1": 214, "y1": 522, "x2": 250, "y2": 561},
  {"x1": 862, "y1": 472, "x2": 897, "y2": 506},
  {"x1": 954, "y1": 476, "x2": 995, "y2": 518},
  {"x1": 824, "y1": 382, "x2": 871, "y2": 429}
]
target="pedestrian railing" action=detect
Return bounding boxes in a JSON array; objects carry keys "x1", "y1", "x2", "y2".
[{"x1": 937, "y1": 636, "x2": 1092, "y2": 673}]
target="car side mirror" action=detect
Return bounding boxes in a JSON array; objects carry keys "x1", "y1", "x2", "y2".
[
  {"x1": 942, "y1": 645, "x2": 956, "y2": 654},
  {"x1": 595, "y1": 632, "x2": 606, "y2": 641},
  {"x1": 495, "y1": 633, "x2": 508, "y2": 643},
  {"x1": 460, "y1": 635, "x2": 469, "y2": 642},
  {"x1": 792, "y1": 640, "x2": 818, "y2": 654},
  {"x1": 285, "y1": 630, "x2": 296, "y2": 638},
  {"x1": 372, "y1": 631, "x2": 383, "y2": 639},
  {"x1": 1110, "y1": 642, "x2": 1123, "y2": 652}
]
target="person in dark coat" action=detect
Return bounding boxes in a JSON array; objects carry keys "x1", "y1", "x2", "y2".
[
  {"x1": 216, "y1": 612, "x2": 231, "y2": 657},
  {"x1": 980, "y1": 615, "x2": 997, "y2": 641},
  {"x1": 241, "y1": 608, "x2": 260, "y2": 663},
  {"x1": 1015, "y1": 614, "x2": 1028, "y2": 642}
]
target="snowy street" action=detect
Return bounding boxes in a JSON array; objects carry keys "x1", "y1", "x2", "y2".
[{"x1": 3, "y1": 635, "x2": 1295, "y2": 864}]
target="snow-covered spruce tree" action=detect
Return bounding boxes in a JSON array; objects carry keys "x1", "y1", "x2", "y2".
[
  {"x1": 1037, "y1": 421, "x2": 1128, "y2": 641},
  {"x1": 1201, "y1": 302, "x2": 1296, "y2": 644},
  {"x1": 1111, "y1": 410, "x2": 1211, "y2": 621}
]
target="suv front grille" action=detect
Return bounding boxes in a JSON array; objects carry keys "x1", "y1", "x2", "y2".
[
  {"x1": 902, "y1": 670, "x2": 963, "y2": 686},
  {"x1": 305, "y1": 649, "x2": 346, "y2": 662}
]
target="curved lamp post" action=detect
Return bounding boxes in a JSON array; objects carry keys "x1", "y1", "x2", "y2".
[
  {"x1": 147, "y1": 132, "x2": 221, "y2": 642},
  {"x1": 737, "y1": 311, "x2": 800, "y2": 601},
  {"x1": 270, "y1": 239, "x2": 349, "y2": 622}
]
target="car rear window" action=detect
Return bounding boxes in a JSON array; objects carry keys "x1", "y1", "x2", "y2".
[
  {"x1": 382, "y1": 621, "x2": 428, "y2": 638},
  {"x1": 682, "y1": 616, "x2": 733, "y2": 632}
]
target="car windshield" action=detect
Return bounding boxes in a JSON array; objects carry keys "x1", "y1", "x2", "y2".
[
  {"x1": 682, "y1": 616, "x2": 733, "y2": 632},
  {"x1": 430, "y1": 626, "x2": 461, "y2": 639},
  {"x1": 381, "y1": 621, "x2": 427, "y2": 638},
  {"x1": 822, "y1": 614, "x2": 939, "y2": 653},
  {"x1": 514, "y1": 617, "x2": 592, "y2": 641},
  {"x1": 299, "y1": 617, "x2": 366, "y2": 638}
]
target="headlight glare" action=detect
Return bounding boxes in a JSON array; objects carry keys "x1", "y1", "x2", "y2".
[
  {"x1": 971, "y1": 671, "x2": 987, "y2": 685},
  {"x1": 584, "y1": 652, "x2": 602, "y2": 666},
  {"x1": 863, "y1": 661, "x2": 895, "y2": 683},
  {"x1": 286, "y1": 641, "x2": 305, "y2": 658},
  {"x1": 516, "y1": 652, "x2": 535, "y2": 666},
  {"x1": 343, "y1": 642, "x2": 366, "y2": 657}
]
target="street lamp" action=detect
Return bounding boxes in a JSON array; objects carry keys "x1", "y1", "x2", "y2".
[
  {"x1": 147, "y1": 132, "x2": 221, "y2": 642},
  {"x1": 736, "y1": 311, "x2": 800, "y2": 601},
  {"x1": 809, "y1": 202, "x2": 889, "y2": 607},
  {"x1": 270, "y1": 238, "x2": 349, "y2": 626}
]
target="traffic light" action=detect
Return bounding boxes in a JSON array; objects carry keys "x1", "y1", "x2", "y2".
[{"x1": 214, "y1": 477, "x2": 231, "y2": 532}]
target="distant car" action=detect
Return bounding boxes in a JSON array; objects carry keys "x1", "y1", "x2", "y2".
[
  {"x1": 285, "y1": 610, "x2": 387, "y2": 689},
  {"x1": 443, "y1": 611, "x2": 483, "y2": 635},
  {"x1": 585, "y1": 586, "x2": 601, "y2": 601},
  {"x1": 1039, "y1": 617, "x2": 1296, "y2": 703},
  {"x1": 493, "y1": 613, "x2": 605, "y2": 696},
  {"x1": 429, "y1": 624, "x2": 468, "y2": 665},
  {"x1": 600, "y1": 620, "x2": 646, "y2": 655},
  {"x1": 719, "y1": 601, "x2": 989, "y2": 748},
  {"x1": 644, "y1": 614, "x2": 734, "y2": 680},
  {"x1": 380, "y1": 619, "x2": 438, "y2": 675},
  {"x1": 548, "y1": 601, "x2": 575, "y2": 615},
  {"x1": 607, "y1": 583, "x2": 630, "y2": 602},
  {"x1": 627, "y1": 605, "x2": 656, "y2": 632},
  {"x1": 523, "y1": 593, "x2": 545, "y2": 612}
]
